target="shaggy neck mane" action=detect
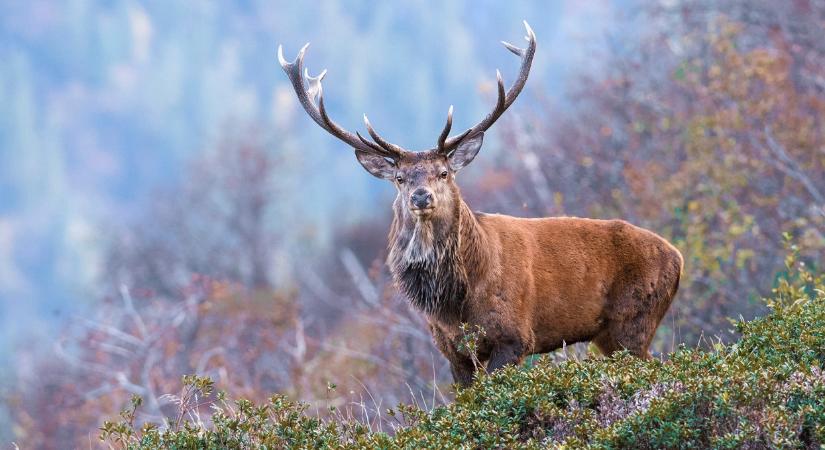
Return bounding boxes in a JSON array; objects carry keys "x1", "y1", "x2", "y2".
[{"x1": 388, "y1": 190, "x2": 489, "y2": 322}]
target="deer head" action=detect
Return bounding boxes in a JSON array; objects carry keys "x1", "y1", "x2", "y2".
[{"x1": 278, "y1": 22, "x2": 536, "y2": 222}]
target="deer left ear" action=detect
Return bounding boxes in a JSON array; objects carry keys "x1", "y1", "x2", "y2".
[
  {"x1": 448, "y1": 132, "x2": 484, "y2": 171},
  {"x1": 355, "y1": 150, "x2": 396, "y2": 180}
]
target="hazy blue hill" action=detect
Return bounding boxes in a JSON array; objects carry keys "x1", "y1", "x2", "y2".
[{"x1": 0, "y1": 1, "x2": 624, "y2": 382}]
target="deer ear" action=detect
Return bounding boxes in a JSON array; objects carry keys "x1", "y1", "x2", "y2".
[
  {"x1": 448, "y1": 132, "x2": 484, "y2": 171},
  {"x1": 355, "y1": 150, "x2": 396, "y2": 180}
]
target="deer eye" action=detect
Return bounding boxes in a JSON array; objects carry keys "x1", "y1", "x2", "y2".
[
  {"x1": 440, "y1": 170, "x2": 449, "y2": 179},
  {"x1": 396, "y1": 175, "x2": 404, "y2": 184}
]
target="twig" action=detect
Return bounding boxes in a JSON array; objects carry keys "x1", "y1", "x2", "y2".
[
  {"x1": 762, "y1": 126, "x2": 825, "y2": 209},
  {"x1": 339, "y1": 248, "x2": 379, "y2": 306}
]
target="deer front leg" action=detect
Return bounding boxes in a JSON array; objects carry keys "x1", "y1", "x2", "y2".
[
  {"x1": 448, "y1": 356, "x2": 476, "y2": 387},
  {"x1": 430, "y1": 324, "x2": 477, "y2": 387},
  {"x1": 486, "y1": 336, "x2": 524, "y2": 374}
]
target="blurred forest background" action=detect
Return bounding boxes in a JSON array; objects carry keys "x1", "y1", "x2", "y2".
[{"x1": 1, "y1": 1, "x2": 823, "y2": 447}]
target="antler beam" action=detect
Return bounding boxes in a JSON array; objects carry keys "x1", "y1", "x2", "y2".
[
  {"x1": 280, "y1": 21, "x2": 535, "y2": 158},
  {"x1": 278, "y1": 44, "x2": 407, "y2": 159},
  {"x1": 437, "y1": 21, "x2": 537, "y2": 155}
]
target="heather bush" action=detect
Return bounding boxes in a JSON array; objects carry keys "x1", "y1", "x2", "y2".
[{"x1": 100, "y1": 238, "x2": 824, "y2": 449}]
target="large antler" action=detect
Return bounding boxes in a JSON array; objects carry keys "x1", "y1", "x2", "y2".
[
  {"x1": 278, "y1": 44, "x2": 408, "y2": 159},
  {"x1": 437, "y1": 21, "x2": 536, "y2": 155}
]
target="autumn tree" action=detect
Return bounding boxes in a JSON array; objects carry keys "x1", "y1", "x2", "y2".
[
  {"x1": 11, "y1": 128, "x2": 449, "y2": 448},
  {"x1": 494, "y1": 2, "x2": 824, "y2": 348}
]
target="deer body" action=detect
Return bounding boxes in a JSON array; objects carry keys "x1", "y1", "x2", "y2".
[
  {"x1": 390, "y1": 189, "x2": 682, "y2": 385},
  {"x1": 280, "y1": 21, "x2": 682, "y2": 386}
]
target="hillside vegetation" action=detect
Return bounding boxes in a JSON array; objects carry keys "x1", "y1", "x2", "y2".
[
  {"x1": 10, "y1": 4, "x2": 825, "y2": 447},
  {"x1": 101, "y1": 244, "x2": 825, "y2": 449}
]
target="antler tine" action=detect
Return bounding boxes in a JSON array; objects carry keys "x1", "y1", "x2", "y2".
[
  {"x1": 440, "y1": 21, "x2": 536, "y2": 152},
  {"x1": 304, "y1": 67, "x2": 327, "y2": 103},
  {"x1": 494, "y1": 69, "x2": 506, "y2": 113},
  {"x1": 437, "y1": 105, "x2": 470, "y2": 155},
  {"x1": 356, "y1": 130, "x2": 395, "y2": 157},
  {"x1": 363, "y1": 115, "x2": 406, "y2": 156},
  {"x1": 501, "y1": 20, "x2": 536, "y2": 56},
  {"x1": 278, "y1": 44, "x2": 406, "y2": 159},
  {"x1": 437, "y1": 105, "x2": 453, "y2": 152}
]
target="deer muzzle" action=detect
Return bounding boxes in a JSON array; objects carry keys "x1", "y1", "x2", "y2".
[{"x1": 410, "y1": 188, "x2": 434, "y2": 214}]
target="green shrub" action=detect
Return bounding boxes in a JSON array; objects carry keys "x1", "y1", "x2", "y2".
[{"x1": 101, "y1": 243, "x2": 824, "y2": 449}]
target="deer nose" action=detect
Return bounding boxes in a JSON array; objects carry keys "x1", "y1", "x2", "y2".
[{"x1": 410, "y1": 188, "x2": 433, "y2": 209}]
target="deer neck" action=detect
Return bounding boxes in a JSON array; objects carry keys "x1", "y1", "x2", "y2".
[{"x1": 388, "y1": 187, "x2": 489, "y2": 322}]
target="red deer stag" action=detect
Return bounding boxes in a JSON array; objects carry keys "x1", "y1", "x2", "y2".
[{"x1": 279, "y1": 22, "x2": 683, "y2": 386}]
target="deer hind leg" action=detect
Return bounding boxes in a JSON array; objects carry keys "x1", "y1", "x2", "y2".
[
  {"x1": 597, "y1": 269, "x2": 680, "y2": 359},
  {"x1": 593, "y1": 284, "x2": 673, "y2": 359},
  {"x1": 593, "y1": 317, "x2": 654, "y2": 359}
]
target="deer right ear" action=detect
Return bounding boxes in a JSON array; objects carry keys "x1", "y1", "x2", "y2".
[
  {"x1": 448, "y1": 132, "x2": 484, "y2": 171},
  {"x1": 355, "y1": 150, "x2": 396, "y2": 180}
]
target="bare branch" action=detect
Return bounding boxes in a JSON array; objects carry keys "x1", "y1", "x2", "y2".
[
  {"x1": 120, "y1": 284, "x2": 149, "y2": 339},
  {"x1": 339, "y1": 248, "x2": 379, "y2": 307},
  {"x1": 762, "y1": 126, "x2": 825, "y2": 211}
]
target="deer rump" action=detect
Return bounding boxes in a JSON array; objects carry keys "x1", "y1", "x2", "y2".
[{"x1": 279, "y1": 22, "x2": 683, "y2": 386}]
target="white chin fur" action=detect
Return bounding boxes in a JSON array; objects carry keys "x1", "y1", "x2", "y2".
[
  {"x1": 403, "y1": 220, "x2": 435, "y2": 264},
  {"x1": 410, "y1": 208, "x2": 434, "y2": 218}
]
